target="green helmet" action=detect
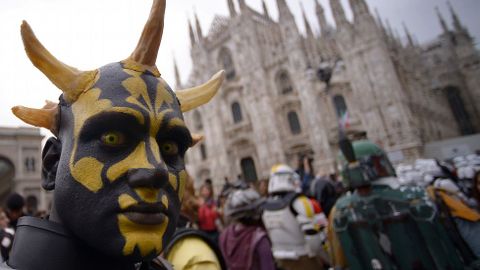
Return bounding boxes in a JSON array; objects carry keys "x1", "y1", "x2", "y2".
[{"x1": 338, "y1": 140, "x2": 396, "y2": 189}]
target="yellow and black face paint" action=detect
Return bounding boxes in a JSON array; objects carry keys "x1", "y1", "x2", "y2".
[{"x1": 52, "y1": 62, "x2": 192, "y2": 261}]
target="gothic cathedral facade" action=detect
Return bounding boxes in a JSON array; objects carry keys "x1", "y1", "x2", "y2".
[{"x1": 179, "y1": 0, "x2": 480, "y2": 189}]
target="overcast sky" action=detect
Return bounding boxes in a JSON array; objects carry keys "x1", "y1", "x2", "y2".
[{"x1": 0, "y1": 0, "x2": 479, "y2": 130}]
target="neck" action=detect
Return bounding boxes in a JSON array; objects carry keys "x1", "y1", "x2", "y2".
[{"x1": 7, "y1": 216, "x2": 136, "y2": 270}]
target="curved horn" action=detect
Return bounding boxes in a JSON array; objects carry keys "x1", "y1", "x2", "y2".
[
  {"x1": 21, "y1": 21, "x2": 97, "y2": 103},
  {"x1": 128, "y1": 0, "x2": 166, "y2": 67},
  {"x1": 12, "y1": 100, "x2": 59, "y2": 134},
  {"x1": 176, "y1": 70, "x2": 225, "y2": 112}
]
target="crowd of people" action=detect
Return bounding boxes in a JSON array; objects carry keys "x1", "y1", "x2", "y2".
[{"x1": 173, "y1": 141, "x2": 480, "y2": 269}]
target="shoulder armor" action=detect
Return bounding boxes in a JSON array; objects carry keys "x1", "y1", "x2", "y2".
[{"x1": 263, "y1": 192, "x2": 299, "y2": 211}]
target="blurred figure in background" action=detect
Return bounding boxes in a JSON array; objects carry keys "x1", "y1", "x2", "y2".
[
  {"x1": 474, "y1": 171, "x2": 480, "y2": 211},
  {"x1": 220, "y1": 187, "x2": 274, "y2": 270},
  {"x1": 309, "y1": 174, "x2": 338, "y2": 217},
  {"x1": 25, "y1": 195, "x2": 38, "y2": 217},
  {"x1": 5, "y1": 193, "x2": 24, "y2": 230},
  {"x1": 198, "y1": 184, "x2": 220, "y2": 244},
  {"x1": 0, "y1": 208, "x2": 14, "y2": 262},
  {"x1": 263, "y1": 164, "x2": 328, "y2": 270},
  {"x1": 257, "y1": 179, "x2": 269, "y2": 198},
  {"x1": 163, "y1": 175, "x2": 226, "y2": 270},
  {"x1": 296, "y1": 155, "x2": 315, "y2": 195},
  {"x1": 178, "y1": 174, "x2": 202, "y2": 228},
  {"x1": 427, "y1": 172, "x2": 480, "y2": 259}
]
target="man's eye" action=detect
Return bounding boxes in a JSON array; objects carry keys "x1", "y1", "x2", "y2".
[
  {"x1": 160, "y1": 141, "x2": 179, "y2": 156},
  {"x1": 101, "y1": 131, "x2": 126, "y2": 146}
]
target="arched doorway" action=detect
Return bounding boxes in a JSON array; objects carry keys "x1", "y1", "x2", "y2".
[
  {"x1": 240, "y1": 157, "x2": 258, "y2": 183},
  {"x1": 445, "y1": 86, "x2": 474, "y2": 135},
  {"x1": 0, "y1": 157, "x2": 15, "y2": 203}
]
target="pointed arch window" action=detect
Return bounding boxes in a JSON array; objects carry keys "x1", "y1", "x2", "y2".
[
  {"x1": 218, "y1": 47, "x2": 236, "y2": 81},
  {"x1": 200, "y1": 144, "x2": 207, "y2": 161},
  {"x1": 241, "y1": 157, "x2": 258, "y2": 182},
  {"x1": 276, "y1": 70, "x2": 294, "y2": 95},
  {"x1": 231, "y1": 102, "x2": 243, "y2": 124},
  {"x1": 446, "y1": 87, "x2": 474, "y2": 135},
  {"x1": 287, "y1": 111, "x2": 302, "y2": 135},
  {"x1": 333, "y1": 95, "x2": 348, "y2": 118}
]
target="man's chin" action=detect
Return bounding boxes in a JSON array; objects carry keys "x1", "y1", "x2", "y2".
[{"x1": 117, "y1": 214, "x2": 170, "y2": 258}]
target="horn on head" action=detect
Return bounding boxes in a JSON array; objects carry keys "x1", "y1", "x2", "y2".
[
  {"x1": 176, "y1": 70, "x2": 225, "y2": 113},
  {"x1": 128, "y1": 0, "x2": 166, "y2": 68},
  {"x1": 12, "y1": 100, "x2": 59, "y2": 134},
  {"x1": 20, "y1": 21, "x2": 97, "y2": 103}
]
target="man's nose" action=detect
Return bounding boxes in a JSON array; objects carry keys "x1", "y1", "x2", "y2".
[{"x1": 127, "y1": 168, "x2": 168, "y2": 189}]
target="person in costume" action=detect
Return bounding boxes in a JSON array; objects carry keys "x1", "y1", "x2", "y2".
[
  {"x1": 423, "y1": 166, "x2": 480, "y2": 260},
  {"x1": 328, "y1": 137, "x2": 479, "y2": 269},
  {"x1": 162, "y1": 174, "x2": 226, "y2": 270},
  {"x1": 262, "y1": 164, "x2": 329, "y2": 270},
  {"x1": 4, "y1": 0, "x2": 224, "y2": 269},
  {"x1": 219, "y1": 186, "x2": 275, "y2": 270}
]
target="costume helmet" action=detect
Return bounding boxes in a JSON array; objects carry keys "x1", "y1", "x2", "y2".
[
  {"x1": 268, "y1": 164, "x2": 300, "y2": 194},
  {"x1": 338, "y1": 140, "x2": 396, "y2": 189},
  {"x1": 224, "y1": 188, "x2": 265, "y2": 222}
]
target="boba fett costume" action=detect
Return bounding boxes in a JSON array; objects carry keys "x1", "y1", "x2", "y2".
[{"x1": 328, "y1": 139, "x2": 479, "y2": 270}]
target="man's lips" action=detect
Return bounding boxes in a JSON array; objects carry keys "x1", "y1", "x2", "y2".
[{"x1": 121, "y1": 203, "x2": 167, "y2": 225}]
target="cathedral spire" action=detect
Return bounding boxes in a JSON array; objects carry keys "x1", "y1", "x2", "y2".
[
  {"x1": 435, "y1": 7, "x2": 449, "y2": 33},
  {"x1": 385, "y1": 19, "x2": 394, "y2": 38},
  {"x1": 447, "y1": 1, "x2": 463, "y2": 33},
  {"x1": 349, "y1": 0, "x2": 370, "y2": 19},
  {"x1": 315, "y1": 0, "x2": 329, "y2": 35},
  {"x1": 301, "y1": 3, "x2": 314, "y2": 37},
  {"x1": 276, "y1": 0, "x2": 294, "y2": 20},
  {"x1": 194, "y1": 11, "x2": 203, "y2": 40},
  {"x1": 173, "y1": 55, "x2": 181, "y2": 88},
  {"x1": 330, "y1": 0, "x2": 348, "y2": 28},
  {"x1": 238, "y1": 0, "x2": 248, "y2": 11},
  {"x1": 402, "y1": 22, "x2": 414, "y2": 47},
  {"x1": 262, "y1": 0, "x2": 270, "y2": 19},
  {"x1": 188, "y1": 18, "x2": 196, "y2": 46},
  {"x1": 227, "y1": 0, "x2": 237, "y2": 17}
]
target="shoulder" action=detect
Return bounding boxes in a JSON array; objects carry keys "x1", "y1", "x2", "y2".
[
  {"x1": 291, "y1": 195, "x2": 316, "y2": 217},
  {"x1": 165, "y1": 229, "x2": 224, "y2": 270}
]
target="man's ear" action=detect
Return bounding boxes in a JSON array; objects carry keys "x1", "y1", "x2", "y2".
[
  {"x1": 191, "y1": 133, "x2": 204, "y2": 147},
  {"x1": 41, "y1": 137, "x2": 61, "y2": 191}
]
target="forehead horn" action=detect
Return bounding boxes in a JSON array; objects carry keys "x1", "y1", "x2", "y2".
[
  {"x1": 126, "y1": 0, "x2": 225, "y2": 112},
  {"x1": 20, "y1": 21, "x2": 98, "y2": 103},
  {"x1": 125, "y1": 0, "x2": 166, "y2": 75},
  {"x1": 12, "y1": 21, "x2": 98, "y2": 134}
]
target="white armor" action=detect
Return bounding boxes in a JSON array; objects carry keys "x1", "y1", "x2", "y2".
[
  {"x1": 268, "y1": 164, "x2": 300, "y2": 194},
  {"x1": 262, "y1": 193, "x2": 322, "y2": 259}
]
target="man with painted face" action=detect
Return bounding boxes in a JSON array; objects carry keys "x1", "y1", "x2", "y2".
[{"x1": 4, "y1": 1, "x2": 224, "y2": 269}]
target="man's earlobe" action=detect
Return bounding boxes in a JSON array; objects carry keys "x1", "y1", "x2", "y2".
[{"x1": 42, "y1": 137, "x2": 61, "y2": 191}]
